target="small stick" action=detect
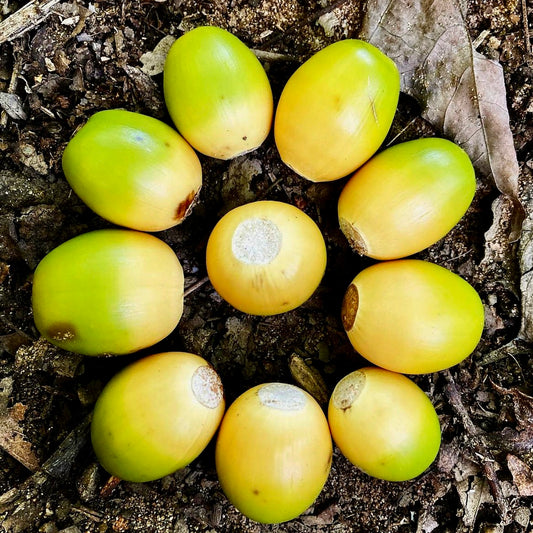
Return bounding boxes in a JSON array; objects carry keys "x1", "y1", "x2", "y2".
[
  {"x1": 521, "y1": 0, "x2": 531, "y2": 55},
  {"x1": 252, "y1": 49, "x2": 298, "y2": 62},
  {"x1": 444, "y1": 370, "x2": 511, "y2": 524},
  {"x1": 184, "y1": 276, "x2": 209, "y2": 298}
]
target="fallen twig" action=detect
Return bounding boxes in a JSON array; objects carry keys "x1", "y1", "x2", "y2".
[
  {"x1": 521, "y1": 0, "x2": 531, "y2": 55},
  {"x1": 0, "y1": 0, "x2": 61, "y2": 44},
  {"x1": 444, "y1": 370, "x2": 511, "y2": 525},
  {"x1": 184, "y1": 276, "x2": 209, "y2": 298}
]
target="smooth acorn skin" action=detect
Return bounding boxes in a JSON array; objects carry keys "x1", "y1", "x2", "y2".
[
  {"x1": 32, "y1": 229, "x2": 184, "y2": 356},
  {"x1": 274, "y1": 39, "x2": 400, "y2": 182},
  {"x1": 328, "y1": 367, "x2": 441, "y2": 481},
  {"x1": 163, "y1": 26, "x2": 273, "y2": 159},
  {"x1": 216, "y1": 383, "x2": 332, "y2": 524},
  {"x1": 338, "y1": 137, "x2": 476, "y2": 260},
  {"x1": 91, "y1": 352, "x2": 225, "y2": 482},
  {"x1": 341, "y1": 260, "x2": 485, "y2": 374},
  {"x1": 206, "y1": 201, "x2": 327, "y2": 315},
  {"x1": 62, "y1": 109, "x2": 202, "y2": 232}
]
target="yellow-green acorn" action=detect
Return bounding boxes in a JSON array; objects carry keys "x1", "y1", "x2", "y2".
[
  {"x1": 91, "y1": 352, "x2": 225, "y2": 482},
  {"x1": 341, "y1": 259, "x2": 485, "y2": 374},
  {"x1": 274, "y1": 39, "x2": 400, "y2": 182},
  {"x1": 62, "y1": 109, "x2": 202, "y2": 232},
  {"x1": 32, "y1": 229, "x2": 184, "y2": 356},
  {"x1": 338, "y1": 137, "x2": 476, "y2": 260},
  {"x1": 164, "y1": 26, "x2": 273, "y2": 159},
  {"x1": 328, "y1": 367, "x2": 441, "y2": 482}
]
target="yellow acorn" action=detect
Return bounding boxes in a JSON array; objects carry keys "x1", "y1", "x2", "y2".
[
  {"x1": 206, "y1": 200, "x2": 327, "y2": 315},
  {"x1": 91, "y1": 352, "x2": 225, "y2": 482},
  {"x1": 216, "y1": 383, "x2": 332, "y2": 523},
  {"x1": 274, "y1": 39, "x2": 400, "y2": 182},
  {"x1": 328, "y1": 367, "x2": 441, "y2": 481},
  {"x1": 32, "y1": 229, "x2": 184, "y2": 356},
  {"x1": 164, "y1": 26, "x2": 273, "y2": 159},
  {"x1": 341, "y1": 259, "x2": 485, "y2": 374},
  {"x1": 338, "y1": 137, "x2": 476, "y2": 260}
]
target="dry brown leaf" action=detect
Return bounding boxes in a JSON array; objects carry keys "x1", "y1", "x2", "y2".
[
  {"x1": 491, "y1": 382, "x2": 533, "y2": 430},
  {"x1": 0, "y1": 403, "x2": 40, "y2": 472},
  {"x1": 507, "y1": 455, "x2": 533, "y2": 497},
  {"x1": 361, "y1": 0, "x2": 520, "y2": 200}
]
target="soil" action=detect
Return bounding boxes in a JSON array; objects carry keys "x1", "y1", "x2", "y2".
[{"x1": 0, "y1": 1, "x2": 532, "y2": 533}]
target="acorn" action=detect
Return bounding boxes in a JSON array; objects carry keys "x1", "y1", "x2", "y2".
[
  {"x1": 32, "y1": 229, "x2": 184, "y2": 356},
  {"x1": 91, "y1": 352, "x2": 225, "y2": 482},
  {"x1": 215, "y1": 383, "x2": 332, "y2": 524},
  {"x1": 328, "y1": 367, "x2": 441, "y2": 481},
  {"x1": 206, "y1": 200, "x2": 327, "y2": 315},
  {"x1": 62, "y1": 109, "x2": 202, "y2": 232},
  {"x1": 164, "y1": 26, "x2": 273, "y2": 159},
  {"x1": 274, "y1": 39, "x2": 400, "y2": 182},
  {"x1": 338, "y1": 137, "x2": 476, "y2": 260},
  {"x1": 341, "y1": 259, "x2": 485, "y2": 374}
]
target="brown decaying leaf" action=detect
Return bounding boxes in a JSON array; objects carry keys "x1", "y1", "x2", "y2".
[
  {"x1": 506, "y1": 455, "x2": 533, "y2": 497},
  {"x1": 0, "y1": 383, "x2": 40, "y2": 472},
  {"x1": 361, "y1": 0, "x2": 520, "y2": 200},
  {"x1": 491, "y1": 382, "x2": 533, "y2": 430}
]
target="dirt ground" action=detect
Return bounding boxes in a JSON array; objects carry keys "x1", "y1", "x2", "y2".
[{"x1": 0, "y1": 0, "x2": 533, "y2": 532}]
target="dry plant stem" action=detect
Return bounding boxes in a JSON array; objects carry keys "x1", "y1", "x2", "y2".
[
  {"x1": 184, "y1": 276, "x2": 209, "y2": 298},
  {"x1": 252, "y1": 49, "x2": 298, "y2": 62},
  {"x1": 444, "y1": 370, "x2": 511, "y2": 524},
  {"x1": 522, "y1": 0, "x2": 531, "y2": 55},
  {"x1": 0, "y1": 0, "x2": 61, "y2": 44}
]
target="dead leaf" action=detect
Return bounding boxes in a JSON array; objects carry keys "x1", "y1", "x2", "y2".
[
  {"x1": 0, "y1": 383, "x2": 40, "y2": 472},
  {"x1": 361, "y1": 0, "x2": 520, "y2": 201},
  {"x1": 491, "y1": 383, "x2": 533, "y2": 430},
  {"x1": 507, "y1": 455, "x2": 533, "y2": 497},
  {"x1": 0, "y1": 93, "x2": 27, "y2": 121},
  {"x1": 456, "y1": 476, "x2": 493, "y2": 528},
  {"x1": 289, "y1": 353, "x2": 329, "y2": 406}
]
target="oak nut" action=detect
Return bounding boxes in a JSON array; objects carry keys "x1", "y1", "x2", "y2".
[
  {"x1": 328, "y1": 367, "x2": 441, "y2": 481},
  {"x1": 338, "y1": 137, "x2": 476, "y2": 260},
  {"x1": 62, "y1": 109, "x2": 202, "y2": 232},
  {"x1": 216, "y1": 383, "x2": 332, "y2": 523},
  {"x1": 163, "y1": 26, "x2": 273, "y2": 159},
  {"x1": 206, "y1": 200, "x2": 327, "y2": 315},
  {"x1": 341, "y1": 259, "x2": 484, "y2": 374},
  {"x1": 32, "y1": 229, "x2": 184, "y2": 356},
  {"x1": 274, "y1": 39, "x2": 400, "y2": 182},
  {"x1": 91, "y1": 352, "x2": 225, "y2": 482}
]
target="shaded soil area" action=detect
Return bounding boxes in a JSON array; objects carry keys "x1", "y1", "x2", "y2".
[{"x1": 1, "y1": 1, "x2": 533, "y2": 532}]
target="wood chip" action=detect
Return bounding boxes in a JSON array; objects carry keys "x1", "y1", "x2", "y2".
[{"x1": 0, "y1": 0, "x2": 61, "y2": 44}]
